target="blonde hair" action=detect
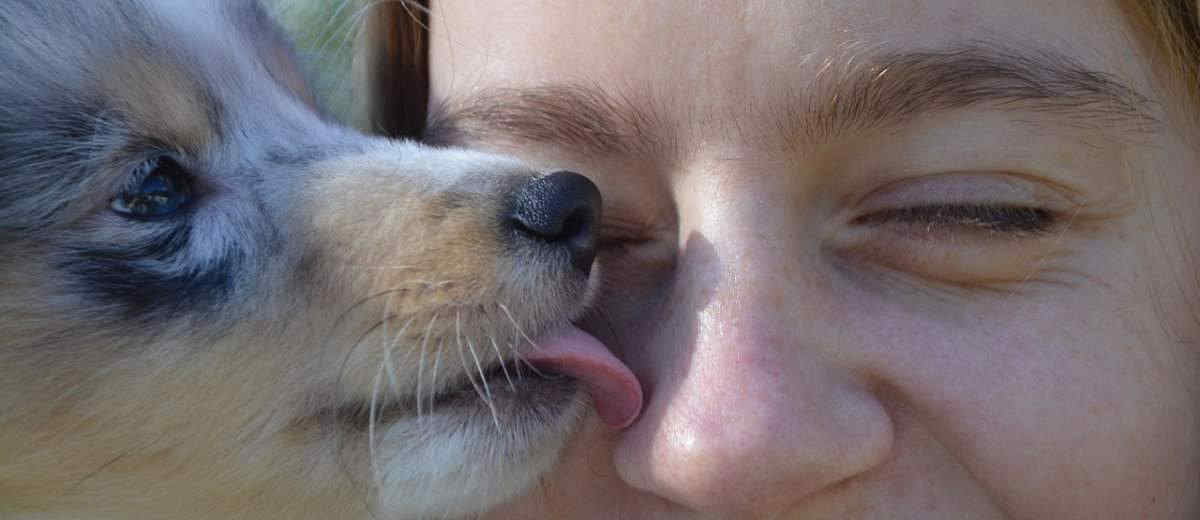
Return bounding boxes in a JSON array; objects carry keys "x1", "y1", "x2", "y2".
[
  {"x1": 276, "y1": 1, "x2": 1200, "y2": 131},
  {"x1": 1122, "y1": 1, "x2": 1200, "y2": 116}
]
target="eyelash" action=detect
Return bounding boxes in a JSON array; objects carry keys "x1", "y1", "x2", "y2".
[{"x1": 853, "y1": 204, "x2": 1058, "y2": 236}]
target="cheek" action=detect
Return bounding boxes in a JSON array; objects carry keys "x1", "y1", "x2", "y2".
[{"x1": 847, "y1": 288, "x2": 1198, "y2": 518}]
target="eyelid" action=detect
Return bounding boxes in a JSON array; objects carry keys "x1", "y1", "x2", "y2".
[
  {"x1": 833, "y1": 211, "x2": 1076, "y2": 288},
  {"x1": 853, "y1": 204, "x2": 1060, "y2": 237},
  {"x1": 118, "y1": 155, "x2": 163, "y2": 192},
  {"x1": 829, "y1": 172, "x2": 1094, "y2": 287},
  {"x1": 849, "y1": 171, "x2": 1081, "y2": 214}
]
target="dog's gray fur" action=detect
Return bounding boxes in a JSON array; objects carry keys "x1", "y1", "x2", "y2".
[{"x1": 0, "y1": 1, "x2": 594, "y2": 518}]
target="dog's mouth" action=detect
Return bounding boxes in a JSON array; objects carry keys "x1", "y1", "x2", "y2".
[{"x1": 335, "y1": 325, "x2": 642, "y2": 431}]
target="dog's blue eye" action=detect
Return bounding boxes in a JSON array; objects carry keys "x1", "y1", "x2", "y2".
[{"x1": 110, "y1": 156, "x2": 192, "y2": 218}]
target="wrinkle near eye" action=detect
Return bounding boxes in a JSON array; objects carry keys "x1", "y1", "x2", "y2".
[{"x1": 832, "y1": 214, "x2": 1086, "y2": 291}]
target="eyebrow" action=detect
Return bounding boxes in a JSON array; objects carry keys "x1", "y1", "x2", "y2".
[
  {"x1": 426, "y1": 82, "x2": 663, "y2": 156},
  {"x1": 425, "y1": 44, "x2": 1159, "y2": 157}
]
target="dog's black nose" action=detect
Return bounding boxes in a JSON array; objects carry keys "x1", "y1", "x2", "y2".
[{"x1": 508, "y1": 171, "x2": 602, "y2": 273}]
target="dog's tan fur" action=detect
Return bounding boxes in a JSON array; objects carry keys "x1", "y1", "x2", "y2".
[
  {"x1": 102, "y1": 58, "x2": 221, "y2": 151},
  {"x1": 0, "y1": 2, "x2": 597, "y2": 518}
]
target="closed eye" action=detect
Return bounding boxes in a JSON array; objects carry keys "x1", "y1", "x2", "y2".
[
  {"x1": 852, "y1": 204, "x2": 1058, "y2": 237},
  {"x1": 838, "y1": 202, "x2": 1080, "y2": 288}
]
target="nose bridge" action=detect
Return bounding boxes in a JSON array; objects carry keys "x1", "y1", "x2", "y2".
[
  {"x1": 301, "y1": 146, "x2": 544, "y2": 298},
  {"x1": 616, "y1": 171, "x2": 894, "y2": 514}
]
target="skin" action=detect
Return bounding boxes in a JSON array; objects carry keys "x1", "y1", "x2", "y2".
[{"x1": 427, "y1": 1, "x2": 1200, "y2": 518}]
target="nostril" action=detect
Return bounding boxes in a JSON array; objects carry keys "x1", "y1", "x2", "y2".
[
  {"x1": 509, "y1": 200, "x2": 593, "y2": 240},
  {"x1": 559, "y1": 209, "x2": 591, "y2": 243},
  {"x1": 508, "y1": 171, "x2": 602, "y2": 273}
]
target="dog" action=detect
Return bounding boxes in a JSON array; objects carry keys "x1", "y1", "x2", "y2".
[{"x1": 0, "y1": 1, "x2": 641, "y2": 518}]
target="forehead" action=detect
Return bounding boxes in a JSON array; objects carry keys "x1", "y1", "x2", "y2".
[{"x1": 430, "y1": 0, "x2": 1154, "y2": 112}]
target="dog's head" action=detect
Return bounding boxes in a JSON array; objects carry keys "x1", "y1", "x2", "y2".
[{"x1": 0, "y1": 1, "x2": 638, "y2": 518}]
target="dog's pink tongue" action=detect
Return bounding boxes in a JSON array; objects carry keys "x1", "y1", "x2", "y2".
[{"x1": 526, "y1": 326, "x2": 643, "y2": 429}]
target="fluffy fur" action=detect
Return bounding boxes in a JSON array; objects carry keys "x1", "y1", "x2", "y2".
[{"x1": 0, "y1": 1, "x2": 597, "y2": 518}]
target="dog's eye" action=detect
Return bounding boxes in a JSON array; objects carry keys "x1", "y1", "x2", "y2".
[{"x1": 110, "y1": 156, "x2": 193, "y2": 218}]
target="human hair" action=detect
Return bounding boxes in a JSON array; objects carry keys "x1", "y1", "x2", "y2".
[
  {"x1": 269, "y1": 0, "x2": 431, "y2": 137},
  {"x1": 1121, "y1": 0, "x2": 1200, "y2": 299},
  {"x1": 279, "y1": 1, "x2": 1200, "y2": 135},
  {"x1": 1122, "y1": 1, "x2": 1200, "y2": 117}
]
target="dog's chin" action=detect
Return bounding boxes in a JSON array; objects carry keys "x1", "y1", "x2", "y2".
[
  {"x1": 320, "y1": 338, "x2": 592, "y2": 519},
  {"x1": 368, "y1": 374, "x2": 587, "y2": 518}
]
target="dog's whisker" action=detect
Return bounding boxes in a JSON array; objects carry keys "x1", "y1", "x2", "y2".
[
  {"x1": 429, "y1": 338, "x2": 443, "y2": 415},
  {"x1": 318, "y1": 0, "x2": 404, "y2": 99},
  {"x1": 517, "y1": 357, "x2": 552, "y2": 379},
  {"x1": 323, "y1": 0, "x2": 354, "y2": 27},
  {"x1": 334, "y1": 314, "x2": 396, "y2": 412},
  {"x1": 326, "y1": 288, "x2": 416, "y2": 339},
  {"x1": 506, "y1": 336, "x2": 525, "y2": 381},
  {"x1": 3, "y1": 0, "x2": 613, "y2": 515},
  {"x1": 380, "y1": 293, "x2": 395, "y2": 393},
  {"x1": 325, "y1": 287, "x2": 420, "y2": 392},
  {"x1": 397, "y1": 0, "x2": 432, "y2": 32},
  {"x1": 467, "y1": 336, "x2": 502, "y2": 430},
  {"x1": 310, "y1": 0, "x2": 361, "y2": 68},
  {"x1": 455, "y1": 311, "x2": 500, "y2": 429},
  {"x1": 490, "y1": 336, "x2": 516, "y2": 392},
  {"x1": 454, "y1": 317, "x2": 473, "y2": 394},
  {"x1": 498, "y1": 302, "x2": 541, "y2": 354},
  {"x1": 368, "y1": 354, "x2": 387, "y2": 482},
  {"x1": 467, "y1": 337, "x2": 493, "y2": 402},
  {"x1": 500, "y1": 301, "x2": 554, "y2": 378},
  {"x1": 383, "y1": 316, "x2": 416, "y2": 397},
  {"x1": 415, "y1": 313, "x2": 437, "y2": 419},
  {"x1": 509, "y1": 339, "x2": 525, "y2": 380},
  {"x1": 454, "y1": 311, "x2": 474, "y2": 391}
]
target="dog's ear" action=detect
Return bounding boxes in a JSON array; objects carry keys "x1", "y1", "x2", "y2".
[{"x1": 352, "y1": 0, "x2": 430, "y2": 139}]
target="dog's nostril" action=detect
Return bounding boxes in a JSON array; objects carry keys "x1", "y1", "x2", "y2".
[{"x1": 508, "y1": 171, "x2": 602, "y2": 273}]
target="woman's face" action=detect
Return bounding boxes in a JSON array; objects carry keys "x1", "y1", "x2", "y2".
[{"x1": 428, "y1": 1, "x2": 1200, "y2": 518}]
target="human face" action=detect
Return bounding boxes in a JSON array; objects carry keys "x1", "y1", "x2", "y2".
[{"x1": 428, "y1": 1, "x2": 1200, "y2": 518}]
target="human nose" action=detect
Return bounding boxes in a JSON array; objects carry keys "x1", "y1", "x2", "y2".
[{"x1": 612, "y1": 187, "x2": 895, "y2": 515}]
